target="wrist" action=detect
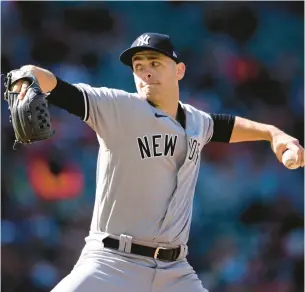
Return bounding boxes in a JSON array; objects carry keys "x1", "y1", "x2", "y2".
[
  {"x1": 266, "y1": 125, "x2": 281, "y2": 142},
  {"x1": 22, "y1": 65, "x2": 57, "y2": 93}
]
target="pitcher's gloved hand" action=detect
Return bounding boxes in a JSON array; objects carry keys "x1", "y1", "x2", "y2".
[{"x1": 4, "y1": 68, "x2": 55, "y2": 150}]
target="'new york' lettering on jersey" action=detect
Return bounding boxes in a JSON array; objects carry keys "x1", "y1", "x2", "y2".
[
  {"x1": 137, "y1": 134, "x2": 178, "y2": 159},
  {"x1": 188, "y1": 138, "x2": 200, "y2": 165},
  {"x1": 73, "y1": 83, "x2": 214, "y2": 246}
]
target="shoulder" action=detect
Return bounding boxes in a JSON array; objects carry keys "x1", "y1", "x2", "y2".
[
  {"x1": 73, "y1": 83, "x2": 142, "y2": 102},
  {"x1": 99, "y1": 88, "x2": 139, "y2": 100}
]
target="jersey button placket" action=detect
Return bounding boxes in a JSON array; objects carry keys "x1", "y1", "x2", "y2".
[{"x1": 158, "y1": 134, "x2": 190, "y2": 237}]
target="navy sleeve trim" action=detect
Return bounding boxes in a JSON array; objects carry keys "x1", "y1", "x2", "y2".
[
  {"x1": 210, "y1": 114, "x2": 236, "y2": 143},
  {"x1": 84, "y1": 90, "x2": 89, "y2": 122},
  {"x1": 46, "y1": 77, "x2": 87, "y2": 120},
  {"x1": 75, "y1": 85, "x2": 89, "y2": 122}
]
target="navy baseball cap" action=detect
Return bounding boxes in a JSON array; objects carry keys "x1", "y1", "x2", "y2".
[{"x1": 120, "y1": 33, "x2": 180, "y2": 67}]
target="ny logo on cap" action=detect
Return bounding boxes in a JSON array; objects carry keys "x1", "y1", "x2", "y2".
[{"x1": 137, "y1": 34, "x2": 150, "y2": 46}]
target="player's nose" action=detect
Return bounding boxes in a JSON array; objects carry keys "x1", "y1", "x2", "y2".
[{"x1": 142, "y1": 72, "x2": 153, "y2": 81}]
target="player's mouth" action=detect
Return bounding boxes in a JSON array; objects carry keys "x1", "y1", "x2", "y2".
[{"x1": 143, "y1": 83, "x2": 160, "y2": 87}]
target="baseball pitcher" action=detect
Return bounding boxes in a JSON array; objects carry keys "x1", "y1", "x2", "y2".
[{"x1": 4, "y1": 33, "x2": 304, "y2": 292}]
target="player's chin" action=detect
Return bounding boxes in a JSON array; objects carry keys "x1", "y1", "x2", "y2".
[
  {"x1": 146, "y1": 93, "x2": 161, "y2": 105},
  {"x1": 142, "y1": 89, "x2": 159, "y2": 101}
]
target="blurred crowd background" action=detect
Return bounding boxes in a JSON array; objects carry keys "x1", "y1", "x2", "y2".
[{"x1": 1, "y1": 1, "x2": 304, "y2": 292}]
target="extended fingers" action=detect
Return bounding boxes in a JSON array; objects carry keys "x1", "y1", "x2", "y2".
[
  {"x1": 19, "y1": 81, "x2": 30, "y2": 100},
  {"x1": 11, "y1": 82, "x2": 22, "y2": 93},
  {"x1": 9, "y1": 80, "x2": 30, "y2": 100},
  {"x1": 296, "y1": 146, "x2": 305, "y2": 167},
  {"x1": 287, "y1": 142, "x2": 304, "y2": 167}
]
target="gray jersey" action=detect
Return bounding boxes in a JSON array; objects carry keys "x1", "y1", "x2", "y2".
[{"x1": 74, "y1": 83, "x2": 213, "y2": 246}]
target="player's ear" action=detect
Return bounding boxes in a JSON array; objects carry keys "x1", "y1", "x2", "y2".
[{"x1": 176, "y1": 62, "x2": 186, "y2": 81}]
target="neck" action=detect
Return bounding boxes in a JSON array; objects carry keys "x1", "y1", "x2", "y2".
[
  {"x1": 148, "y1": 96, "x2": 185, "y2": 129},
  {"x1": 150, "y1": 88, "x2": 180, "y2": 119},
  {"x1": 156, "y1": 100, "x2": 179, "y2": 119}
]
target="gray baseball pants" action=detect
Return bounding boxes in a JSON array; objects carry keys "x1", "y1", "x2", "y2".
[{"x1": 50, "y1": 235, "x2": 209, "y2": 292}]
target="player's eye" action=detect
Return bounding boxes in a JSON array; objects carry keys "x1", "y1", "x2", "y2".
[
  {"x1": 134, "y1": 64, "x2": 143, "y2": 71},
  {"x1": 151, "y1": 61, "x2": 160, "y2": 67}
]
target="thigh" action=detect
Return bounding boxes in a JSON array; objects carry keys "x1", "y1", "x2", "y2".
[
  {"x1": 153, "y1": 260, "x2": 209, "y2": 292},
  {"x1": 51, "y1": 262, "x2": 114, "y2": 292},
  {"x1": 51, "y1": 255, "x2": 155, "y2": 292},
  {"x1": 165, "y1": 274, "x2": 208, "y2": 292}
]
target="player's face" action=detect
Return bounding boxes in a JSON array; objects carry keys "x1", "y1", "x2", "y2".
[{"x1": 132, "y1": 51, "x2": 185, "y2": 105}]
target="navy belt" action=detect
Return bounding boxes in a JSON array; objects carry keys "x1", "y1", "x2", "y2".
[{"x1": 103, "y1": 237, "x2": 181, "y2": 262}]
